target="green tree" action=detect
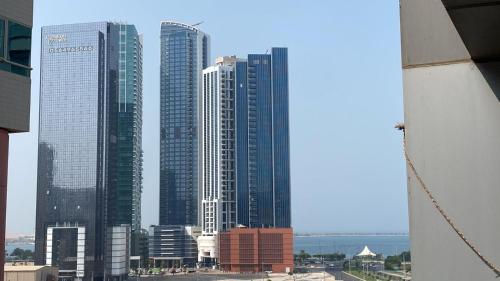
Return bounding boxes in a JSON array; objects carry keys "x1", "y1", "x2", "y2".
[
  {"x1": 296, "y1": 250, "x2": 310, "y2": 264},
  {"x1": 10, "y1": 248, "x2": 34, "y2": 260},
  {"x1": 319, "y1": 253, "x2": 345, "y2": 261},
  {"x1": 11, "y1": 248, "x2": 24, "y2": 257},
  {"x1": 399, "y1": 251, "x2": 411, "y2": 262},
  {"x1": 384, "y1": 255, "x2": 401, "y2": 270}
]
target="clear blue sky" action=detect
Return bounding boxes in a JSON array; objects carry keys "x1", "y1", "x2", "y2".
[{"x1": 7, "y1": 0, "x2": 407, "y2": 235}]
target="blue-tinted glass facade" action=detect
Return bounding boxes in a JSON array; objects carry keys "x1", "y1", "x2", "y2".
[
  {"x1": 235, "y1": 61, "x2": 249, "y2": 226},
  {"x1": 112, "y1": 25, "x2": 143, "y2": 232},
  {"x1": 159, "y1": 22, "x2": 209, "y2": 226},
  {"x1": 248, "y1": 54, "x2": 274, "y2": 227},
  {"x1": 271, "y1": 48, "x2": 291, "y2": 227},
  {"x1": 36, "y1": 22, "x2": 109, "y2": 281},
  {"x1": 36, "y1": 22, "x2": 142, "y2": 281},
  {"x1": 235, "y1": 48, "x2": 291, "y2": 228},
  {"x1": 148, "y1": 225, "x2": 198, "y2": 266}
]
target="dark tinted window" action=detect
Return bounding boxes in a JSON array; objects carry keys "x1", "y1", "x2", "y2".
[
  {"x1": 8, "y1": 21, "x2": 31, "y2": 67},
  {"x1": 0, "y1": 19, "x2": 4, "y2": 58}
]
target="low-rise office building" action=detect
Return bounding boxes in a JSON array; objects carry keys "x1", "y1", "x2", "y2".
[
  {"x1": 130, "y1": 229, "x2": 149, "y2": 269},
  {"x1": 4, "y1": 266, "x2": 58, "y2": 281},
  {"x1": 148, "y1": 225, "x2": 200, "y2": 268},
  {"x1": 219, "y1": 228, "x2": 293, "y2": 273}
]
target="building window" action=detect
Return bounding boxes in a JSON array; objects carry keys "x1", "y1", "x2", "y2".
[
  {"x1": 0, "y1": 19, "x2": 31, "y2": 77},
  {"x1": 8, "y1": 21, "x2": 31, "y2": 65},
  {"x1": 0, "y1": 19, "x2": 4, "y2": 58}
]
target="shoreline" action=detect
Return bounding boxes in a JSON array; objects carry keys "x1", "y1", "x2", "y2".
[{"x1": 295, "y1": 233, "x2": 409, "y2": 238}]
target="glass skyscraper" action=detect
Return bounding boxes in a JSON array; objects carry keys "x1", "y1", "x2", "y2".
[
  {"x1": 111, "y1": 25, "x2": 143, "y2": 234},
  {"x1": 235, "y1": 48, "x2": 291, "y2": 228},
  {"x1": 35, "y1": 22, "x2": 143, "y2": 281},
  {"x1": 197, "y1": 48, "x2": 290, "y2": 264},
  {"x1": 159, "y1": 21, "x2": 210, "y2": 226}
]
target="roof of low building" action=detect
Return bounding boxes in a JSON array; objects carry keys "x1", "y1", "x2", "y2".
[{"x1": 4, "y1": 265, "x2": 51, "y2": 272}]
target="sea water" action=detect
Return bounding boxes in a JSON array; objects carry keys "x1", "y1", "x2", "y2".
[{"x1": 294, "y1": 234, "x2": 410, "y2": 258}]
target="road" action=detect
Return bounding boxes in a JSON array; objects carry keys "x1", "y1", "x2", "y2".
[
  {"x1": 139, "y1": 273, "x2": 272, "y2": 281},
  {"x1": 138, "y1": 271, "x2": 338, "y2": 281},
  {"x1": 340, "y1": 271, "x2": 366, "y2": 281}
]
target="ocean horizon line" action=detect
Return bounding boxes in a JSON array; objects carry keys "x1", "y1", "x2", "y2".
[{"x1": 294, "y1": 232, "x2": 409, "y2": 237}]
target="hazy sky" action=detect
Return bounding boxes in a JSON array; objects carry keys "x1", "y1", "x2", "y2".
[{"x1": 6, "y1": 0, "x2": 407, "y2": 235}]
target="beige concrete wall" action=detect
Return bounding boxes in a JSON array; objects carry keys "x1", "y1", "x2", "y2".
[
  {"x1": 0, "y1": 0, "x2": 33, "y2": 26},
  {"x1": 4, "y1": 271, "x2": 35, "y2": 281},
  {"x1": 0, "y1": 72, "x2": 31, "y2": 133},
  {"x1": 404, "y1": 62, "x2": 500, "y2": 281},
  {"x1": 4, "y1": 267, "x2": 58, "y2": 281},
  {"x1": 401, "y1": 0, "x2": 500, "y2": 280}
]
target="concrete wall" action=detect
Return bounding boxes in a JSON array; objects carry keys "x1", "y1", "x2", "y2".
[
  {"x1": 401, "y1": 0, "x2": 500, "y2": 280},
  {"x1": 4, "y1": 267, "x2": 58, "y2": 281},
  {"x1": 0, "y1": 72, "x2": 31, "y2": 132},
  {"x1": 4, "y1": 271, "x2": 36, "y2": 281},
  {"x1": 0, "y1": 0, "x2": 33, "y2": 133},
  {"x1": 0, "y1": 0, "x2": 33, "y2": 26}
]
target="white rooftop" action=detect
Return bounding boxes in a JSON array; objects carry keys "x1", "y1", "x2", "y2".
[{"x1": 356, "y1": 246, "x2": 376, "y2": 257}]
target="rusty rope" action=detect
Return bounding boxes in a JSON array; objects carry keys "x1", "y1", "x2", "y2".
[{"x1": 403, "y1": 136, "x2": 500, "y2": 277}]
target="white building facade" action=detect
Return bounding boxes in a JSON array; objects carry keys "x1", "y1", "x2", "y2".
[{"x1": 198, "y1": 57, "x2": 239, "y2": 262}]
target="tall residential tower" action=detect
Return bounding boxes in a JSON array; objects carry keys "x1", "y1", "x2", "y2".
[
  {"x1": 35, "y1": 22, "x2": 143, "y2": 281},
  {"x1": 236, "y1": 48, "x2": 291, "y2": 228},
  {"x1": 197, "y1": 49, "x2": 291, "y2": 262},
  {"x1": 159, "y1": 21, "x2": 209, "y2": 226},
  {"x1": 198, "y1": 56, "x2": 239, "y2": 262}
]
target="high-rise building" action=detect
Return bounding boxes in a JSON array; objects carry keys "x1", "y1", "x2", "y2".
[
  {"x1": 35, "y1": 22, "x2": 143, "y2": 281},
  {"x1": 197, "y1": 56, "x2": 239, "y2": 262},
  {"x1": 110, "y1": 25, "x2": 143, "y2": 233},
  {"x1": 197, "y1": 49, "x2": 291, "y2": 262},
  {"x1": 105, "y1": 25, "x2": 145, "y2": 261},
  {"x1": 236, "y1": 48, "x2": 291, "y2": 228},
  {"x1": 400, "y1": 1, "x2": 500, "y2": 280},
  {"x1": 159, "y1": 21, "x2": 210, "y2": 226},
  {"x1": 0, "y1": 2, "x2": 34, "y2": 281}
]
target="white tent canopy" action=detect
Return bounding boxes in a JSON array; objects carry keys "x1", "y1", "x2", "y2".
[{"x1": 356, "y1": 246, "x2": 376, "y2": 257}]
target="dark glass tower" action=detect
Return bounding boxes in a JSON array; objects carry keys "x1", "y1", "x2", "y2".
[
  {"x1": 35, "y1": 22, "x2": 142, "y2": 281},
  {"x1": 235, "y1": 48, "x2": 291, "y2": 228},
  {"x1": 110, "y1": 25, "x2": 143, "y2": 233},
  {"x1": 159, "y1": 21, "x2": 209, "y2": 226},
  {"x1": 270, "y1": 48, "x2": 291, "y2": 228}
]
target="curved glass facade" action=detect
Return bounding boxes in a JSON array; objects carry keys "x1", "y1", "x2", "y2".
[{"x1": 159, "y1": 22, "x2": 209, "y2": 226}]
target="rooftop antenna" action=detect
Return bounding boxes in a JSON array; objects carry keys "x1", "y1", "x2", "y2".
[
  {"x1": 265, "y1": 49, "x2": 269, "y2": 54},
  {"x1": 192, "y1": 21, "x2": 204, "y2": 27}
]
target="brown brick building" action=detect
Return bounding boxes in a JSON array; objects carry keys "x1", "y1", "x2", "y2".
[{"x1": 219, "y1": 228, "x2": 294, "y2": 273}]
